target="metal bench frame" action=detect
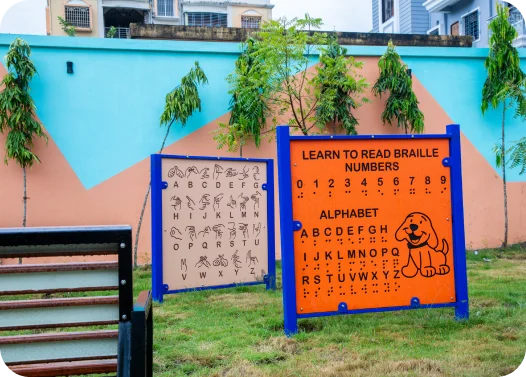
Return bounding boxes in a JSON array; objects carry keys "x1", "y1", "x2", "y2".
[{"x1": 0, "y1": 225, "x2": 153, "y2": 377}]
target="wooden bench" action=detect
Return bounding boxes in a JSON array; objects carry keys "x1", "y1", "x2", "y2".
[{"x1": 0, "y1": 226, "x2": 153, "y2": 377}]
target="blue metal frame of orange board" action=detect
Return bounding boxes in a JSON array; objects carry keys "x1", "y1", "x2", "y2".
[
  {"x1": 151, "y1": 154, "x2": 276, "y2": 303},
  {"x1": 276, "y1": 124, "x2": 469, "y2": 336}
]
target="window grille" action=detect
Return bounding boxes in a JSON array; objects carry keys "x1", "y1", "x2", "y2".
[
  {"x1": 157, "y1": 0, "x2": 174, "y2": 17},
  {"x1": 463, "y1": 10, "x2": 479, "y2": 40},
  {"x1": 428, "y1": 27, "x2": 439, "y2": 35},
  {"x1": 382, "y1": 0, "x2": 394, "y2": 23},
  {"x1": 241, "y1": 16, "x2": 261, "y2": 29},
  {"x1": 187, "y1": 12, "x2": 227, "y2": 27},
  {"x1": 65, "y1": 6, "x2": 90, "y2": 28}
]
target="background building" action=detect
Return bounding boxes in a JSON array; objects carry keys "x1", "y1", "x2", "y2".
[
  {"x1": 371, "y1": 0, "x2": 525, "y2": 47},
  {"x1": 45, "y1": 0, "x2": 273, "y2": 38}
]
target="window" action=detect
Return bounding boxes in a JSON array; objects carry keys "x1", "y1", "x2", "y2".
[
  {"x1": 65, "y1": 6, "x2": 90, "y2": 29},
  {"x1": 157, "y1": 0, "x2": 174, "y2": 17},
  {"x1": 451, "y1": 21, "x2": 459, "y2": 36},
  {"x1": 241, "y1": 16, "x2": 261, "y2": 29},
  {"x1": 187, "y1": 12, "x2": 227, "y2": 27},
  {"x1": 462, "y1": 10, "x2": 479, "y2": 41},
  {"x1": 428, "y1": 26, "x2": 439, "y2": 35},
  {"x1": 382, "y1": 0, "x2": 394, "y2": 23}
]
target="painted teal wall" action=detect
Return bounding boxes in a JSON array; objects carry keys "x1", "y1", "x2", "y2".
[
  {"x1": 0, "y1": 35, "x2": 525, "y2": 188},
  {"x1": 0, "y1": 36, "x2": 243, "y2": 189}
]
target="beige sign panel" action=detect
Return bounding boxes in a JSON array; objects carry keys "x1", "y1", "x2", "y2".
[{"x1": 161, "y1": 158, "x2": 269, "y2": 291}]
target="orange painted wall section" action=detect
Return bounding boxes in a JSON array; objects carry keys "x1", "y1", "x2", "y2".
[{"x1": 0, "y1": 55, "x2": 524, "y2": 265}]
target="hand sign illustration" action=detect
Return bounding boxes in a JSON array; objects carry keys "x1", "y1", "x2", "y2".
[
  {"x1": 185, "y1": 226, "x2": 197, "y2": 241},
  {"x1": 170, "y1": 196, "x2": 182, "y2": 210},
  {"x1": 212, "y1": 224, "x2": 225, "y2": 239},
  {"x1": 228, "y1": 222, "x2": 236, "y2": 240},
  {"x1": 251, "y1": 191, "x2": 262, "y2": 209},
  {"x1": 200, "y1": 167, "x2": 210, "y2": 179},
  {"x1": 225, "y1": 168, "x2": 238, "y2": 177},
  {"x1": 246, "y1": 250, "x2": 259, "y2": 267},
  {"x1": 213, "y1": 194, "x2": 224, "y2": 211},
  {"x1": 170, "y1": 227, "x2": 182, "y2": 240},
  {"x1": 186, "y1": 196, "x2": 195, "y2": 210},
  {"x1": 213, "y1": 254, "x2": 229, "y2": 267},
  {"x1": 185, "y1": 166, "x2": 199, "y2": 178},
  {"x1": 231, "y1": 251, "x2": 242, "y2": 268},
  {"x1": 227, "y1": 195, "x2": 237, "y2": 209},
  {"x1": 198, "y1": 226, "x2": 211, "y2": 238},
  {"x1": 213, "y1": 164, "x2": 223, "y2": 180},
  {"x1": 239, "y1": 223, "x2": 249, "y2": 238},
  {"x1": 238, "y1": 193, "x2": 249, "y2": 211},
  {"x1": 253, "y1": 222, "x2": 262, "y2": 237},
  {"x1": 195, "y1": 256, "x2": 211, "y2": 268},
  {"x1": 199, "y1": 194, "x2": 211, "y2": 210},
  {"x1": 252, "y1": 166, "x2": 260, "y2": 181},
  {"x1": 238, "y1": 166, "x2": 249, "y2": 180},
  {"x1": 168, "y1": 165, "x2": 185, "y2": 178}
]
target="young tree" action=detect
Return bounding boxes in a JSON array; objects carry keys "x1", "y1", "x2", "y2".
[
  {"x1": 134, "y1": 62, "x2": 208, "y2": 266},
  {"x1": 213, "y1": 38, "x2": 270, "y2": 156},
  {"x1": 372, "y1": 40, "x2": 424, "y2": 134},
  {"x1": 0, "y1": 38, "x2": 48, "y2": 231},
  {"x1": 58, "y1": 16, "x2": 76, "y2": 37},
  {"x1": 482, "y1": 4, "x2": 526, "y2": 247},
  {"x1": 313, "y1": 36, "x2": 369, "y2": 135},
  {"x1": 253, "y1": 14, "x2": 328, "y2": 135}
]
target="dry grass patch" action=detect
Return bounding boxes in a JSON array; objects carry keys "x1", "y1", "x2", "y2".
[
  {"x1": 254, "y1": 336, "x2": 300, "y2": 355},
  {"x1": 208, "y1": 292, "x2": 274, "y2": 310}
]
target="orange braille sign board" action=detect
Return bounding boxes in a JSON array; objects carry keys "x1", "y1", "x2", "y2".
[
  {"x1": 291, "y1": 138, "x2": 455, "y2": 314},
  {"x1": 277, "y1": 125, "x2": 469, "y2": 335}
]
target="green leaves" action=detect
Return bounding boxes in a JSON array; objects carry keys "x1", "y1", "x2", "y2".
[
  {"x1": 313, "y1": 37, "x2": 369, "y2": 135},
  {"x1": 482, "y1": 4, "x2": 525, "y2": 116},
  {"x1": 160, "y1": 61, "x2": 208, "y2": 129},
  {"x1": 213, "y1": 38, "x2": 270, "y2": 153},
  {"x1": 58, "y1": 16, "x2": 76, "y2": 37},
  {"x1": 494, "y1": 138, "x2": 526, "y2": 175},
  {"x1": 0, "y1": 38, "x2": 47, "y2": 169},
  {"x1": 483, "y1": 4, "x2": 526, "y2": 177},
  {"x1": 372, "y1": 40, "x2": 424, "y2": 134},
  {"x1": 249, "y1": 14, "x2": 328, "y2": 135}
]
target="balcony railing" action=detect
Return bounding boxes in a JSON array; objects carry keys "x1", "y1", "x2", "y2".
[
  {"x1": 104, "y1": 27, "x2": 130, "y2": 39},
  {"x1": 488, "y1": 6, "x2": 525, "y2": 39}
]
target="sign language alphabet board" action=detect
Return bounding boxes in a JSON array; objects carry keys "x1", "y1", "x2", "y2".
[
  {"x1": 151, "y1": 155, "x2": 276, "y2": 302},
  {"x1": 277, "y1": 125, "x2": 469, "y2": 335}
]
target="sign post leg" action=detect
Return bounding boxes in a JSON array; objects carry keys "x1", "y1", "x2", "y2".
[
  {"x1": 447, "y1": 124, "x2": 469, "y2": 320},
  {"x1": 266, "y1": 160, "x2": 277, "y2": 291},
  {"x1": 277, "y1": 126, "x2": 298, "y2": 336},
  {"x1": 151, "y1": 154, "x2": 164, "y2": 304}
]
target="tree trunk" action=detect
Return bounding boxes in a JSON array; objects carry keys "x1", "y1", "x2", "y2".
[
  {"x1": 240, "y1": 144, "x2": 243, "y2": 158},
  {"x1": 133, "y1": 121, "x2": 174, "y2": 268},
  {"x1": 502, "y1": 104, "x2": 508, "y2": 248},
  {"x1": 20, "y1": 166, "x2": 27, "y2": 264}
]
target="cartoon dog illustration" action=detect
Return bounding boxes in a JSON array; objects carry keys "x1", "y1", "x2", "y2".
[{"x1": 395, "y1": 212, "x2": 450, "y2": 278}]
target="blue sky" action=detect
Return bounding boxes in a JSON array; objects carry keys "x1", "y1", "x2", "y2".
[{"x1": 272, "y1": 0, "x2": 373, "y2": 32}]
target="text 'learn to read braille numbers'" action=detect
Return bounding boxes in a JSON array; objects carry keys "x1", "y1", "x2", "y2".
[{"x1": 295, "y1": 175, "x2": 448, "y2": 198}]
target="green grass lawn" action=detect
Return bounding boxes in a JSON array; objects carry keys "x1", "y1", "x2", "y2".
[{"x1": 132, "y1": 245, "x2": 526, "y2": 377}]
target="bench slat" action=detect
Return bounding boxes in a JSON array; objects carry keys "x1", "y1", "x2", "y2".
[
  {"x1": 0, "y1": 262, "x2": 118, "y2": 274},
  {"x1": 0, "y1": 330, "x2": 119, "y2": 365},
  {"x1": 0, "y1": 297, "x2": 119, "y2": 331},
  {"x1": 8, "y1": 359, "x2": 117, "y2": 377},
  {"x1": 0, "y1": 269, "x2": 118, "y2": 295},
  {"x1": 0, "y1": 243, "x2": 120, "y2": 258}
]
